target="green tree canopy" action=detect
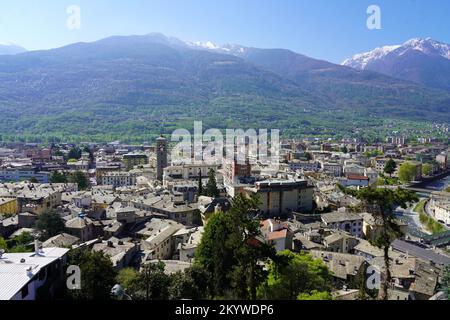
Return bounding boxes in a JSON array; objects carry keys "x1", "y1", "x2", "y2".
[
  {"x1": 132, "y1": 262, "x2": 171, "y2": 300},
  {"x1": 67, "y1": 147, "x2": 82, "y2": 160},
  {"x1": 441, "y1": 265, "x2": 450, "y2": 300},
  {"x1": 258, "y1": 250, "x2": 332, "y2": 300},
  {"x1": 356, "y1": 187, "x2": 418, "y2": 300},
  {"x1": 67, "y1": 249, "x2": 117, "y2": 300},
  {"x1": 398, "y1": 162, "x2": 418, "y2": 183},
  {"x1": 195, "y1": 209, "x2": 235, "y2": 297},
  {"x1": 384, "y1": 159, "x2": 397, "y2": 177},
  {"x1": 422, "y1": 163, "x2": 433, "y2": 176},
  {"x1": 35, "y1": 210, "x2": 65, "y2": 241},
  {"x1": 50, "y1": 171, "x2": 68, "y2": 183},
  {"x1": 204, "y1": 169, "x2": 220, "y2": 198},
  {"x1": 29, "y1": 177, "x2": 39, "y2": 183},
  {"x1": 0, "y1": 237, "x2": 7, "y2": 251},
  {"x1": 195, "y1": 194, "x2": 275, "y2": 299},
  {"x1": 298, "y1": 290, "x2": 333, "y2": 300},
  {"x1": 168, "y1": 265, "x2": 209, "y2": 300},
  {"x1": 69, "y1": 171, "x2": 89, "y2": 190}
]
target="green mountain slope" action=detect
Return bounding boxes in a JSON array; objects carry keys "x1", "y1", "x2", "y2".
[{"x1": 0, "y1": 34, "x2": 448, "y2": 143}]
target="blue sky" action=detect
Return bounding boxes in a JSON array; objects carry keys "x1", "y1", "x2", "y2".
[{"x1": 0, "y1": 0, "x2": 449, "y2": 63}]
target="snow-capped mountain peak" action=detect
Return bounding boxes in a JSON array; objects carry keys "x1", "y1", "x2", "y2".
[
  {"x1": 402, "y1": 37, "x2": 450, "y2": 59},
  {"x1": 185, "y1": 40, "x2": 247, "y2": 55},
  {"x1": 342, "y1": 45, "x2": 401, "y2": 70},
  {"x1": 342, "y1": 37, "x2": 450, "y2": 69},
  {"x1": 190, "y1": 41, "x2": 221, "y2": 50},
  {"x1": 342, "y1": 37, "x2": 450, "y2": 90}
]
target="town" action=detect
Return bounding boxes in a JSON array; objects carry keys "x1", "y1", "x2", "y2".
[{"x1": 0, "y1": 133, "x2": 449, "y2": 301}]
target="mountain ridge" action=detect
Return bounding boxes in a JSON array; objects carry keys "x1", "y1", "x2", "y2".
[
  {"x1": 0, "y1": 33, "x2": 448, "y2": 142},
  {"x1": 342, "y1": 38, "x2": 450, "y2": 90}
]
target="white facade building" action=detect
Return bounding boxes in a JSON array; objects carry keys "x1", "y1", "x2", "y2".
[{"x1": 0, "y1": 247, "x2": 69, "y2": 300}]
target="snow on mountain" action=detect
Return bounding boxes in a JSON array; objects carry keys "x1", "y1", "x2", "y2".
[
  {"x1": 185, "y1": 40, "x2": 247, "y2": 55},
  {"x1": 342, "y1": 45, "x2": 400, "y2": 70},
  {"x1": 342, "y1": 38, "x2": 450, "y2": 90},
  {"x1": 342, "y1": 38, "x2": 450, "y2": 69}
]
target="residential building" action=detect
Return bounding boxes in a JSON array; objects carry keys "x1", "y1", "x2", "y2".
[
  {"x1": 92, "y1": 239, "x2": 138, "y2": 270},
  {"x1": 0, "y1": 247, "x2": 69, "y2": 300},
  {"x1": 178, "y1": 227, "x2": 204, "y2": 262},
  {"x1": 310, "y1": 250, "x2": 367, "y2": 286},
  {"x1": 0, "y1": 168, "x2": 50, "y2": 183},
  {"x1": 245, "y1": 179, "x2": 314, "y2": 217},
  {"x1": 65, "y1": 215, "x2": 95, "y2": 242},
  {"x1": 323, "y1": 232, "x2": 359, "y2": 254},
  {"x1": 99, "y1": 172, "x2": 137, "y2": 187},
  {"x1": 321, "y1": 210, "x2": 363, "y2": 238},
  {"x1": 123, "y1": 151, "x2": 148, "y2": 170},
  {"x1": 321, "y1": 162, "x2": 343, "y2": 177},
  {"x1": 260, "y1": 219, "x2": 294, "y2": 252}
]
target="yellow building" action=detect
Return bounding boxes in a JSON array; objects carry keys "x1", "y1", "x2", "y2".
[{"x1": 0, "y1": 197, "x2": 19, "y2": 216}]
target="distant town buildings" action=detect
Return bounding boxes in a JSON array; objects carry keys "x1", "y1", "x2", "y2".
[{"x1": 0, "y1": 134, "x2": 449, "y2": 301}]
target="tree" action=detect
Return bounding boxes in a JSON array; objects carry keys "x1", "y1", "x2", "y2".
[
  {"x1": 195, "y1": 194, "x2": 275, "y2": 299},
  {"x1": 258, "y1": 250, "x2": 332, "y2": 300},
  {"x1": 67, "y1": 249, "x2": 117, "y2": 300},
  {"x1": 195, "y1": 210, "x2": 235, "y2": 297},
  {"x1": 384, "y1": 159, "x2": 397, "y2": 177},
  {"x1": 12, "y1": 232, "x2": 34, "y2": 247},
  {"x1": 35, "y1": 210, "x2": 65, "y2": 241},
  {"x1": 29, "y1": 177, "x2": 39, "y2": 183},
  {"x1": 50, "y1": 171, "x2": 68, "y2": 183},
  {"x1": 422, "y1": 163, "x2": 433, "y2": 176},
  {"x1": 304, "y1": 152, "x2": 313, "y2": 161},
  {"x1": 133, "y1": 262, "x2": 171, "y2": 300},
  {"x1": 298, "y1": 290, "x2": 333, "y2": 300},
  {"x1": 227, "y1": 195, "x2": 276, "y2": 300},
  {"x1": 169, "y1": 265, "x2": 209, "y2": 300},
  {"x1": 441, "y1": 265, "x2": 450, "y2": 299},
  {"x1": 356, "y1": 187, "x2": 418, "y2": 300},
  {"x1": 67, "y1": 147, "x2": 82, "y2": 160},
  {"x1": 198, "y1": 169, "x2": 203, "y2": 196},
  {"x1": 398, "y1": 162, "x2": 418, "y2": 183},
  {"x1": 204, "y1": 169, "x2": 220, "y2": 198},
  {"x1": 116, "y1": 268, "x2": 139, "y2": 296},
  {"x1": 69, "y1": 171, "x2": 89, "y2": 190},
  {"x1": 341, "y1": 146, "x2": 348, "y2": 154},
  {"x1": 0, "y1": 237, "x2": 7, "y2": 251}
]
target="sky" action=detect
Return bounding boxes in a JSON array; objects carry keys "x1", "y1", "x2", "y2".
[{"x1": 0, "y1": 0, "x2": 449, "y2": 63}]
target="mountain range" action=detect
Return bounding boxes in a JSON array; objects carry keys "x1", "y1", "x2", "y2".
[
  {"x1": 0, "y1": 33, "x2": 448, "y2": 142},
  {"x1": 343, "y1": 38, "x2": 450, "y2": 90},
  {"x1": 0, "y1": 43, "x2": 27, "y2": 55}
]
